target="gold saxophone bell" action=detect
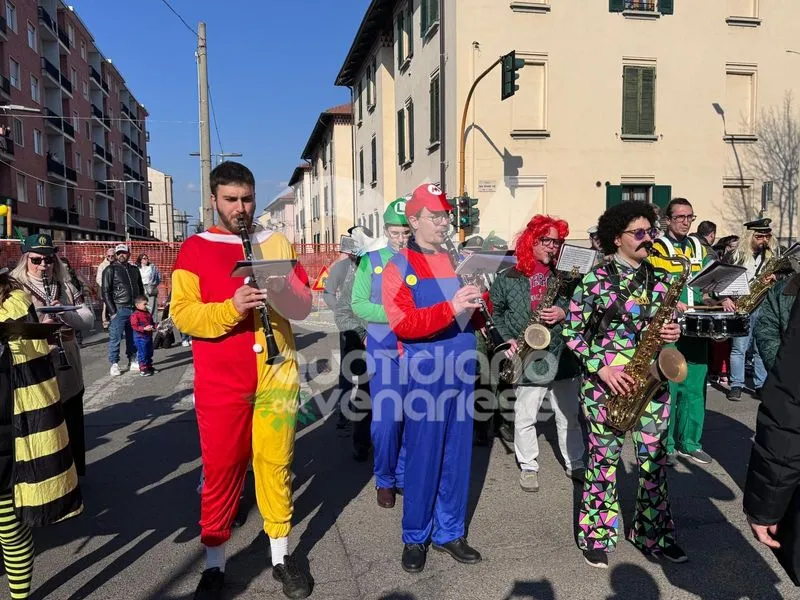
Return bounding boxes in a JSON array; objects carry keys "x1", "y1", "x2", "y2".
[
  {"x1": 523, "y1": 323, "x2": 551, "y2": 350},
  {"x1": 656, "y1": 346, "x2": 688, "y2": 383}
]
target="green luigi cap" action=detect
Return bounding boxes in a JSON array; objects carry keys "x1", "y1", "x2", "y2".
[
  {"x1": 22, "y1": 233, "x2": 58, "y2": 255},
  {"x1": 483, "y1": 231, "x2": 508, "y2": 251},
  {"x1": 383, "y1": 198, "x2": 408, "y2": 226}
]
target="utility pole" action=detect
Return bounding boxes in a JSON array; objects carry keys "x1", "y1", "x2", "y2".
[{"x1": 197, "y1": 22, "x2": 213, "y2": 229}]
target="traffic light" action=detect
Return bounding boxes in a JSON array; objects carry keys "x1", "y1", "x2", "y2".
[
  {"x1": 501, "y1": 50, "x2": 525, "y2": 101},
  {"x1": 457, "y1": 195, "x2": 480, "y2": 231}
]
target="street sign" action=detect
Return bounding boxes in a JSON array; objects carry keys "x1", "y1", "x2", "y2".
[
  {"x1": 312, "y1": 266, "x2": 330, "y2": 292},
  {"x1": 478, "y1": 180, "x2": 497, "y2": 193}
]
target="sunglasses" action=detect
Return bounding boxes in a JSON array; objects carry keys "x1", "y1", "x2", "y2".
[
  {"x1": 29, "y1": 256, "x2": 55, "y2": 265},
  {"x1": 754, "y1": 233, "x2": 772, "y2": 240},
  {"x1": 623, "y1": 227, "x2": 660, "y2": 241}
]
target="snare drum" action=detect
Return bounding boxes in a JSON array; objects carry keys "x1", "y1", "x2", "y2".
[{"x1": 681, "y1": 311, "x2": 750, "y2": 340}]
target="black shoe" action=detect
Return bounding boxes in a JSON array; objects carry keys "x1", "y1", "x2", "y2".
[
  {"x1": 583, "y1": 549, "x2": 609, "y2": 569},
  {"x1": 395, "y1": 486, "x2": 404, "y2": 496},
  {"x1": 272, "y1": 555, "x2": 312, "y2": 599},
  {"x1": 659, "y1": 544, "x2": 689, "y2": 564},
  {"x1": 193, "y1": 568, "x2": 224, "y2": 600},
  {"x1": 401, "y1": 543, "x2": 427, "y2": 573},
  {"x1": 352, "y1": 446, "x2": 369, "y2": 462},
  {"x1": 727, "y1": 386, "x2": 742, "y2": 401},
  {"x1": 753, "y1": 387, "x2": 763, "y2": 400},
  {"x1": 498, "y1": 423, "x2": 514, "y2": 443},
  {"x1": 431, "y1": 537, "x2": 482, "y2": 564},
  {"x1": 232, "y1": 503, "x2": 248, "y2": 528}
]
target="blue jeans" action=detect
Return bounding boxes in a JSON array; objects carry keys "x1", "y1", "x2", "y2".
[
  {"x1": 108, "y1": 307, "x2": 135, "y2": 365},
  {"x1": 730, "y1": 309, "x2": 767, "y2": 389},
  {"x1": 134, "y1": 333, "x2": 153, "y2": 370}
]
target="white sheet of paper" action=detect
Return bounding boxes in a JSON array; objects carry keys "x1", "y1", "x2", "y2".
[
  {"x1": 556, "y1": 245, "x2": 597, "y2": 275},
  {"x1": 455, "y1": 252, "x2": 517, "y2": 277},
  {"x1": 717, "y1": 271, "x2": 751, "y2": 297}
]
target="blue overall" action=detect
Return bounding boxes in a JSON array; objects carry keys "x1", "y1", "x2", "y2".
[
  {"x1": 392, "y1": 254, "x2": 476, "y2": 545},
  {"x1": 367, "y1": 251, "x2": 406, "y2": 490}
]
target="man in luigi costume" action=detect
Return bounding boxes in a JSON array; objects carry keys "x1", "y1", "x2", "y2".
[{"x1": 351, "y1": 198, "x2": 412, "y2": 509}]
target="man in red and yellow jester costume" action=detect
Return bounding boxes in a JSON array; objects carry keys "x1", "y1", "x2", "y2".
[{"x1": 171, "y1": 162, "x2": 313, "y2": 600}]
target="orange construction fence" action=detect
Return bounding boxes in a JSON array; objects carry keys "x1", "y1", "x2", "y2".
[{"x1": 0, "y1": 239, "x2": 341, "y2": 309}]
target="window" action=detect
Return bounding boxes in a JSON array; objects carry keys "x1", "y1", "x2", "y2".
[
  {"x1": 609, "y1": 0, "x2": 673, "y2": 14},
  {"x1": 396, "y1": 4, "x2": 413, "y2": 69},
  {"x1": 511, "y1": 55, "x2": 548, "y2": 137},
  {"x1": 75, "y1": 152, "x2": 81, "y2": 173},
  {"x1": 429, "y1": 71, "x2": 440, "y2": 145},
  {"x1": 621, "y1": 65, "x2": 656, "y2": 137},
  {"x1": 421, "y1": 0, "x2": 440, "y2": 36},
  {"x1": 371, "y1": 136, "x2": 377, "y2": 185},
  {"x1": 359, "y1": 148, "x2": 364, "y2": 191},
  {"x1": 67, "y1": 24, "x2": 75, "y2": 47},
  {"x1": 367, "y1": 59, "x2": 376, "y2": 109},
  {"x1": 5, "y1": 1, "x2": 16, "y2": 33},
  {"x1": 397, "y1": 99, "x2": 414, "y2": 165},
  {"x1": 80, "y1": 38, "x2": 86, "y2": 61},
  {"x1": 324, "y1": 186, "x2": 329, "y2": 214},
  {"x1": 9, "y1": 58, "x2": 19, "y2": 89},
  {"x1": 622, "y1": 185, "x2": 651, "y2": 203},
  {"x1": 26, "y1": 22, "x2": 36, "y2": 50},
  {"x1": 11, "y1": 117, "x2": 22, "y2": 146},
  {"x1": 30, "y1": 75, "x2": 39, "y2": 103},
  {"x1": 82, "y1": 80, "x2": 89, "y2": 100},
  {"x1": 70, "y1": 67, "x2": 77, "y2": 91},
  {"x1": 88, "y1": 197, "x2": 94, "y2": 217},
  {"x1": 725, "y1": 65, "x2": 757, "y2": 137},
  {"x1": 77, "y1": 195, "x2": 83, "y2": 215},
  {"x1": 72, "y1": 110, "x2": 78, "y2": 131},
  {"x1": 32, "y1": 129, "x2": 42, "y2": 154},
  {"x1": 84, "y1": 121, "x2": 90, "y2": 139},
  {"x1": 86, "y1": 158, "x2": 90, "y2": 174},
  {"x1": 15, "y1": 173, "x2": 26, "y2": 203},
  {"x1": 727, "y1": 0, "x2": 760, "y2": 25},
  {"x1": 321, "y1": 145, "x2": 327, "y2": 170},
  {"x1": 36, "y1": 181, "x2": 45, "y2": 207},
  {"x1": 357, "y1": 80, "x2": 363, "y2": 124}
]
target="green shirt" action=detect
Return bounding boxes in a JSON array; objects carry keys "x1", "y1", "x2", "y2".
[{"x1": 352, "y1": 247, "x2": 395, "y2": 324}]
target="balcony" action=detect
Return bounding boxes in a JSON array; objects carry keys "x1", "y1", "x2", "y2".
[
  {"x1": 44, "y1": 107, "x2": 62, "y2": 132},
  {"x1": 126, "y1": 194, "x2": 135, "y2": 206},
  {"x1": 0, "y1": 16, "x2": 6, "y2": 42},
  {"x1": 38, "y1": 7, "x2": 57, "y2": 38},
  {"x1": 47, "y1": 155, "x2": 66, "y2": 178},
  {"x1": 40, "y1": 57, "x2": 61, "y2": 88},
  {"x1": 62, "y1": 118, "x2": 75, "y2": 140},
  {"x1": 0, "y1": 135, "x2": 15, "y2": 159},
  {"x1": 106, "y1": 148, "x2": 114, "y2": 163},
  {"x1": 50, "y1": 207, "x2": 68, "y2": 224},
  {"x1": 59, "y1": 71, "x2": 72, "y2": 96},
  {"x1": 95, "y1": 180, "x2": 113, "y2": 196},
  {"x1": 98, "y1": 218, "x2": 109, "y2": 231},
  {"x1": 123, "y1": 134, "x2": 132, "y2": 148},
  {"x1": 65, "y1": 165, "x2": 77, "y2": 183},
  {"x1": 68, "y1": 210, "x2": 79, "y2": 226},
  {"x1": 93, "y1": 143, "x2": 111, "y2": 165},
  {"x1": 123, "y1": 165, "x2": 133, "y2": 178},
  {"x1": 57, "y1": 26, "x2": 70, "y2": 50},
  {"x1": 108, "y1": 221, "x2": 116, "y2": 232},
  {"x1": 121, "y1": 103, "x2": 132, "y2": 118},
  {"x1": 89, "y1": 65, "x2": 109, "y2": 95},
  {"x1": 128, "y1": 226, "x2": 150, "y2": 238},
  {"x1": 0, "y1": 74, "x2": 9, "y2": 99}
]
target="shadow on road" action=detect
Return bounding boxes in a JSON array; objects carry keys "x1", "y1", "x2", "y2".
[{"x1": 502, "y1": 579, "x2": 555, "y2": 599}]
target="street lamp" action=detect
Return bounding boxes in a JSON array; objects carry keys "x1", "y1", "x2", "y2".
[
  {"x1": 105, "y1": 177, "x2": 146, "y2": 241},
  {"x1": 189, "y1": 151, "x2": 243, "y2": 165}
]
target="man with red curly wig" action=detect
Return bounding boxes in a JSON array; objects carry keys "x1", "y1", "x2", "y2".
[{"x1": 489, "y1": 215, "x2": 585, "y2": 493}]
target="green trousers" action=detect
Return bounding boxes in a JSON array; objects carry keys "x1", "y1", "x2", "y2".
[{"x1": 666, "y1": 337, "x2": 709, "y2": 454}]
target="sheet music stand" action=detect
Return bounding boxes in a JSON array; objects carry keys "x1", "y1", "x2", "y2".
[
  {"x1": 231, "y1": 259, "x2": 297, "y2": 282},
  {"x1": 686, "y1": 261, "x2": 749, "y2": 295},
  {"x1": 455, "y1": 252, "x2": 517, "y2": 277},
  {"x1": 0, "y1": 321, "x2": 61, "y2": 341}
]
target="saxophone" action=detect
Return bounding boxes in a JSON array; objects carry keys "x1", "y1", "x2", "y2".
[
  {"x1": 605, "y1": 249, "x2": 689, "y2": 431},
  {"x1": 499, "y1": 266, "x2": 578, "y2": 384},
  {"x1": 734, "y1": 250, "x2": 787, "y2": 314}
]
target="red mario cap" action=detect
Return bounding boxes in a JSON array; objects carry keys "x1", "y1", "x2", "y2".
[{"x1": 405, "y1": 183, "x2": 452, "y2": 217}]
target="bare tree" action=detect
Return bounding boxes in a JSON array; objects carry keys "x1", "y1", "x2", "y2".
[{"x1": 749, "y1": 92, "x2": 799, "y2": 244}]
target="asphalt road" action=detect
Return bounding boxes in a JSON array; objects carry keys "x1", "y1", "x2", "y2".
[{"x1": 24, "y1": 315, "x2": 793, "y2": 599}]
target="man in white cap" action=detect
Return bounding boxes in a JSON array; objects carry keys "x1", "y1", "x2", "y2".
[{"x1": 102, "y1": 243, "x2": 144, "y2": 375}]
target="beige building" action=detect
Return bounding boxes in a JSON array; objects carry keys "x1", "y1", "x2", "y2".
[
  {"x1": 288, "y1": 163, "x2": 312, "y2": 246},
  {"x1": 300, "y1": 103, "x2": 355, "y2": 244},
  {"x1": 147, "y1": 166, "x2": 175, "y2": 241},
  {"x1": 337, "y1": 0, "x2": 800, "y2": 244},
  {"x1": 257, "y1": 192, "x2": 296, "y2": 242}
]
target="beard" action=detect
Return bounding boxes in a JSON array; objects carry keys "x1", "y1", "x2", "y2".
[{"x1": 219, "y1": 211, "x2": 251, "y2": 233}]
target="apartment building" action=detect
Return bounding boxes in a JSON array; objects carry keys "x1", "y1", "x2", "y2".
[
  {"x1": 300, "y1": 103, "x2": 354, "y2": 244},
  {"x1": 257, "y1": 191, "x2": 296, "y2": 242},
  {"x1": 288, "y1": 163, "x2": 311, "y2": 245},
  {"x1": 0, "y1": 0, "x2": 150, "y2": 241},
  {"x1": 147, "y1": 165, "x2": 174, "y2": 242},
  {"x1": 337, "y1": 0, "x2": 800, "y2": 243}
]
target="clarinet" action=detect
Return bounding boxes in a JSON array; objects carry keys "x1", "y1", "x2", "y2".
[
  {"x1": 442, "y1": 237, "x2": 512, "y2": 354},
  {"x1": 41, "y1": 274, "x2": 71, "y2": 371},
  {"x1": 236, "y1": 217, "x2": 284, "y2": 365}
]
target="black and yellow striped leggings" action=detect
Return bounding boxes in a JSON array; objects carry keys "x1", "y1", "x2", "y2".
[{"x1": 0, "y1": 493, "x2": 33, "y2": 599}]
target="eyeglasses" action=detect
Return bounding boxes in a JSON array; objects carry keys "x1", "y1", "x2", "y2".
[
  {"x1": 419, "y1": 213, "x2": 450, "y2": 225},
  {"x1": 622, "y1": 227, "x2": 660, "y2": 241},
  {"x1": 386, "y1": 230, "x2": 411, "y2": 239},
  {"x1": 754, "y1": 233, "x2": 772, "y2": 240},
  {"x1": 669, "y1": 214, "x2": 697, "y2": 223},
  {"x1": 540, "y1": 237, "x2": 565, "y2": 247},
  {"x1": 29, "y1": 256, "x2": 55, "y2": 265}
]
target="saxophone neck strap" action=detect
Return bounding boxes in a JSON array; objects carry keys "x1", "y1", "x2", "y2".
[{"x1": 585, "y1": 262, "x2": 653, "y2": 344}]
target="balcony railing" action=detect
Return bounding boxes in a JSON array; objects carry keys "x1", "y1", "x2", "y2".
[
  {"x1": 98, "y1": 218, "x2": 108, "y2": 230},
  {"x1": 44, "y1": 107, "x2": 61, "y2": 130},
  {"x1": 68, "y1": 211, "x2": 79, "y2": 226},
  {"x1": 0, "y1": 135, "x2": 14, "y2": 157},
  {"x1": 40, "y1": 57, "x2": 60, "y2": 84},
  {"x1": 126, "y1": 195, "x2": 135, "y2": 206},
  {"x1": 57, "y1": 27, "x2": 70, "y2": 49},
  {"x1": 93, "y1": 143, "x2": 109, "y2": 163},
  {"x1": 108, "y1": 221, "x2": 116, "y2": 232},
  {"x1": 90, "y1": 66, "x2": 102, "y2": 86},
  {"x1": 59, "y1": 72, "x2": 72, "y2": 95},
  {"x1": 95, "y1": 180, "x2": 112, "y2": 195},
  {"x1": 123, "y1": 134, "x2": 132, "y2": 147},
  {"x1": 65, "y1": 166, "x2": 77, "y2": 182},
  {"x1": 0, "y1": 15, "x2": 7, "y2": 38},
  {"x1": 47, "y1": 155, "x2": 65, "y2": 177},
  {"x1": 128, "y1": 226, "x2": 150, "y2": 238},
  {"x1": 90, "y1": 103, "x2": 104, "y2": 120},
  {"x1": 624, "y1": 0, "x2": 656, "y2": 10},
  {"x1": 62, "y1": 119, "x2": 74, "y2": 139},
  {"x1": 50, "y1": 207, "x2": 68, "y2": 224},
  {"x1": 37, "y1": 7, "x2": 57, "y2": 33},
  {"x1": 123, "y1": 165, "x2": 132, "y2": 177},
  {"x1": 105, "y1": 149, "x2": 114, "y2": 163},
  {"x1": 121, "y1": 103, "x2": 132, "y2": 118},
  {"x1": 0, "y1": 74, "x2": 9, "y2": 97}
]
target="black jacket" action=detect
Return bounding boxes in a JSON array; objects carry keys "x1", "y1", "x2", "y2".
[
  {"x1": 744, "y1": 296, "x2": 800, "y2": 585},
  {"x1": 102, "y1": 261, "x2": 144, "y2": 314}
]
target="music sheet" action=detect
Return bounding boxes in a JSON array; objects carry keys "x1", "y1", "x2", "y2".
[
  {"x1": 686, "y1": 260, "x2": 749, "y2": 295},
  {"x1": 556, "y1": 245, "x2": 597, "y2": 275}
]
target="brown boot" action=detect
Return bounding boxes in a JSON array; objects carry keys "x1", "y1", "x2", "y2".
[{"x1": 376, "y1": 487, "x2": 396, "y2": 508}]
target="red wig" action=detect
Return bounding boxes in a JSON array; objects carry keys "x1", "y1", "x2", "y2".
[{"x1": 513, "y1": 214, "x2": 569, "y2": 277}]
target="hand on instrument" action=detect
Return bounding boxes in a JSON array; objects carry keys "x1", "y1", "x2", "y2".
[
  {"x1": 749, "y1": 520, "x2": 781, "y2": 549},
  {"x1": 450, "y1": 285, "x2": 483, "y2": 314},
  {"x1": 722, "y1": 298, "x2": 737, "y2": 312},
  {"x1": 232, "y1": 285, "x2": 268, "y2": 315},
  {"x1": 676, "y1": 301, "x2": 688, "y2": 314},
  {"x1": 540, "y1": 306, "x2": 566, "y2": 325},
  {"x1": 504, "y1": 339, "x2": 519, "y2": 360},
  {"x1": 598, "y1": 365, "x2": 635, "y2": 395},
  {"x1": 660, "y1": 322, "x2": 681, "y2": 344},
  {"x1": 766, "y1": 274, "x2": 777, "y2": 285}
]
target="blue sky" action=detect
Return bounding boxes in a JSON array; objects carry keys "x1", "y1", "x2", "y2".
[{"x1": 71, "y1": 0, "x2": 371, "y2": 225}]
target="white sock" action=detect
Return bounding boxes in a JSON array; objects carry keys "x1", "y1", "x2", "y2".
[
  {"x1": 205, "y1": 543, "x2": 226, "y2": 572},
  {"x1": 270, "y1": 536, "x2": 288, "y2": 565}
]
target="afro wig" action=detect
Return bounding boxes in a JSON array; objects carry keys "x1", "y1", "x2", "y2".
[{"x1": 596, "y1": 201, "x2": 657, "y2": 256}]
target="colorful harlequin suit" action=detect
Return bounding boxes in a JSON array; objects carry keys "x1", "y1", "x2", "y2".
[
  {"x1": 171, "y1": 226, "x2": 311, "y2": 547},
  {"x1": 382, "y1": 239, "x2": 476, "y2": 545},
  {"x1": 352, "y1": 247, "x2": 406, "y2": 490},
  {"x1": 562, "y1": 258, "x2": 677, "y2": 553}
]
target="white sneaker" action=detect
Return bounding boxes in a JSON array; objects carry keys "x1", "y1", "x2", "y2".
[
  {"x1": 109, "y1": 363, "x2": 121, "y2": 376},
  {"x1": 519, "y1": 470, "x2": 540, "y2": 492},
  {"x1": 181, "y1": 340, "x2": 190, "y2": 347},
  {"x1": 129, "y1": 360, "x2": 139, "y2": 372}
]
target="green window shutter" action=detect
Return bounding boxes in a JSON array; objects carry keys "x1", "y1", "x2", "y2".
[
  {"x1": 408, "y1": 101, "x2": 415, "y2": 161},
  {"x1": 659, "y1": 0, "x2": 674, "y2": 15},
  {"x1": 371, "y1": 137, "x2": 377, "y2": 182},
  {"x1": 431, "y1": 0, "x2": 439, "y2": 23},
  {"x1": 359, "y1": 149, "x2": 364, "y2": 189},
  {"x1": 358, "y1": 81, "x2": 363, "y2": 121},
  {"x1": 652, "y1": 185, "x2": 672, "y2": 210},
  {"x1": 407, "y1": 4, "x2": 414, "y2": 57},
  {"x1": 421, "y1": 0, "x2": 428, "y2": 35},
  {"x1": 397, "y1": 14, "x2": 404, "y2": 68},
  {"x1": 430, "y1": 76, "x2": 440, "y2": 144},
  {"x1": 622, "y1": 66, "x2": 641, "y2": 135},
  {"x1": 397, "y1": 108, "x2": 405, "y2": 164},
  {"x1": 606, "y1": 185, "x2": 623, "y2": 208},
  {"x1": 609, "y1": 0, "x2": 625, "y2": 12},
  {"x1": 640, "y1": 67, "x2": 656, "y2": 135}
]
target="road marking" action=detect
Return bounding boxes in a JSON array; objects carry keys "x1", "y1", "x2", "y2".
[{"x1": 83, "y1": 366, "x2": 142, "y2": 412}]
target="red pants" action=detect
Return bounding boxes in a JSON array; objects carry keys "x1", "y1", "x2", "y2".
[{"x1": 710, "y1": 340, "x2": 731, "y2": 376}]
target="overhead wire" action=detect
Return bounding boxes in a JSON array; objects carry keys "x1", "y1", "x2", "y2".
[{"x1": 158, "y1": 0, "x2": 197, "y2": 36}]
